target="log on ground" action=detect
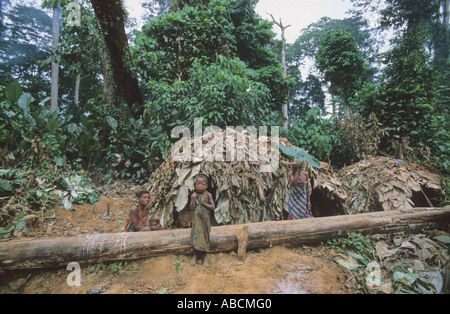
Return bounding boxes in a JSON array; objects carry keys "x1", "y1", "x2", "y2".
[{"x1": 0, "y1": 207, "x2": 448, "y2": 270}]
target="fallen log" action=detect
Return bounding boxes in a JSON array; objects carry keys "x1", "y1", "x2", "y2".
[{"x1": 0, "y1": 207, "x2": 448, "y2": 270}]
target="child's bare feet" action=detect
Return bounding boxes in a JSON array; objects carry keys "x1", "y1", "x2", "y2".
[
  {"x1": 202, "y1": 254, "x2": 209, "y2": 266},
  {"x1": 191, "y1": 253, "x2": 197, "y2": 266}
]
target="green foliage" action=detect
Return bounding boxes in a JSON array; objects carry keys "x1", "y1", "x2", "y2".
[
  {"x1": 175, "y1": 259, "x2": 183, "y2": 273},
  {"x1": 0, "y1": 207, "x2": 28, "y2": 238},
  {"x1": 0, "y1": 82, "x2": 102, "y2": 235},
  {"x1": 0, "y1": 167, "x2": 60, "y2": 239},
  {"x1": 287, "y1": 16, "x2": 377, "y2": 119},
  {"x1": 104, "y1": 113, "x2": 170, "y2": 183},
  {"x1": 0, "y1": 169, "x2": 28, "y2": 197},
  {"x1": 428, "y1": 113, "x2": 450, "y2": 174},
  {"x1": 143, "y1": 56, "x2": 273, "y2": 158},
  {"x1": 87, "y1": 261, "x2": 128, "y2": 275},
  {"x1": 379, "y1": 35, "x2": 438, "y2": 141},
  {"x1": 316, "y1": 30, "x2": 366, "y2": 113},
  {"x1": 278, "y1": 143, "x2": 321, "y2": 169},
  {"x1": 380, "y1": 0, "x2": 441, "y2": 30},
  {"x1": 353, "y1": 0, "x2": 448, "y2": 175},
  {"x1": 347, "y1": 0, "x2": 449, "y2": 178},
  {"x1": 287, "y1": 107, "x2": 337, "y2": 162},
  {"x1": 289, "y1": 74, "x2": 326, "y2": 119},
  {"x1": 327, "y1": 232, "x2": 375, "y2": 260},
  {"x1": 60, "y1": 174, "x2": 100, "y2": 210},
  {"x1": 182, "y1": 56, "x2": 270, "y2": 127},
  {"x1": 288, "y1": 16, "x2": 377, "y2": 64},
  {"x1": 132, "y1": 2, "x2": 236, "y2": 83},
  {"x1": 131, "y1": 0, "x2": 294, "y2": 177},
  {"x1": 133, "y1": 0, "x2": 291, "y2": 113},
  {"x1": 1, "y1": 82, "x2": 66, "y2": 165}
]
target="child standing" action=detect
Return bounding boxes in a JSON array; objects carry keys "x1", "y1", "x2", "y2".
[
  {"x1": 288, "y1": 160, "x2": 312, "y2": 220},
  {"x1": 190, "y1": 175, "x2": 215, "y2": 266}
]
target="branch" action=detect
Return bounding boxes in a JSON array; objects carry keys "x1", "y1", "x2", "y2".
[{"x1": 267, "y1": 13, "x2": 291, "y2": 30}]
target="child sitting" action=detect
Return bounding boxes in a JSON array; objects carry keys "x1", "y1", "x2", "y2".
[{"x1": 124, "y1": 190, "x2": 160, "y2": 232}]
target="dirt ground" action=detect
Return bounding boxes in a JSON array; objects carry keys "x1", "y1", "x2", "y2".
[
  {"x1": 4, "y1": 245, "x2": 354, "y2": 294},
  {"x1": 0, "y1": 195, "x2": 363, "y2": 294}
]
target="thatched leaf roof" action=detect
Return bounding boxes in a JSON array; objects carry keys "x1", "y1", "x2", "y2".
[
  {"x1": 145, "y1": 131, "x2": 442, "y2": 228},
  {"x1": 338, "y1": 157, "x2": 442, "y2": 214},
  {"x1": 145, "y1": 129, "x2": 347, "y2": 228}
]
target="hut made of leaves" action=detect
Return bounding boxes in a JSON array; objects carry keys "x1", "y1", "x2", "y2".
[
  {"x1": 145, "y1": 128, "x2": 348, "y2": 228},
  {"x1": 338, "y1": 157, "x2": 442, "y2": 214}
]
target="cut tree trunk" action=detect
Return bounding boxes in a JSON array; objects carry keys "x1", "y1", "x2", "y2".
[{"x1": 0, "y1": 207, "x2": 448, "y2": 270}]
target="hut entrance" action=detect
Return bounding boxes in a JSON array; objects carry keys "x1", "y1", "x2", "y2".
[
  {"x1": 410, "y1": 187, "x2": 439, "y2": 208},
  {"x1": 310, "y1": 186, "x2": 345, "y2": 218},
  {"x1": 174, "y1": 175, "x2": 219, "y2": 228}
]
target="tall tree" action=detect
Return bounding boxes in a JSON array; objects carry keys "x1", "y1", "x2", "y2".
[
  {"x1": 431, "y1": 0, "x2": 450, "y2": 112},
  {"x1": 268, "y1": 14, "x2": 291, "y2": 129},
  {"x1": 90, "y1": 0, "x2": 143, "y2": 117},
  {"x1": 316, "y1": 30, "x2": 366, "y2": 116},
  {"x1": 50, "y1": 4, "x2": 61, "y2": 112},
  {"x1": 377, "y1": 0, "x2": 441, "y2": 142},
  {"x1": 227, "y1": 0, "x2": 290, "y2": 111},
  {"x1": 287, "y1": 16, "x2": 378, "y2": 118},
  {"x1": 133, "y1": 0, "x2": 290, "y2": 114},
  {"x1": 57, "y1": 0, "x2": 103, "y2": 120}
]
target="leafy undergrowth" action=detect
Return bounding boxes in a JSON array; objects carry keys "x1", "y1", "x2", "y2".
[{"x1": 327, "y1": 231, "x2": 450, "y2": 294}]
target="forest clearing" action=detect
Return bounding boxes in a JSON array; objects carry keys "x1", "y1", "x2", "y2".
[
  {"x1": 1, "y1": 0, "x2": 449, "y2": 295},
  {"x1": 0, "y1": 156, "x2": 449, "y2": 294}
]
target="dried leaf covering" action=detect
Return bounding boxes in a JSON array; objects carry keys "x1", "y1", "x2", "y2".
[
  {"x1": 145, "y1": 128, "x2": 348, "y2": 228},
  {"x1": 338, "y1": 157, "x2": 442, "y2": 214}
]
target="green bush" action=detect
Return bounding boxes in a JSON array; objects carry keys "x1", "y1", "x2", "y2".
[{"x1": 288, "y1": 107, "x2": 339, "y2": 163}]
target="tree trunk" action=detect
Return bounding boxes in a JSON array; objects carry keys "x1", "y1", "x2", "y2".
[
  {"x1": 50, "y1": 5, "x2": 62, "y2": 112},
  {"x1": 0, "y1": 207, "x2": 448, "y2": 270},
  {"x1": 90, "y1": 0, "x2": 143, "y2": 116},
  {"x1": 269, "y1": 14, "x2": 291, "y2": 130},
  {"x1": 280, "y1": 28, "x2": 288, "y2": 129},
  {"x1": 444, "y1": 0, "x2": 450, "y2": 28},
  {"x1": 74, "y1": 73, "x2": 81, "y2": 106},
  {"x1": 100, "y1": 50, "x2": 113, "y2": 106}
]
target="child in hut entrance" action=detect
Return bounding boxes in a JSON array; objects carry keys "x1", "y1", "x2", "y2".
[
  {"x1": 124, "y1": 191, "x2": 160, "y2": 232},
  {"x1": 288, "y1": 160, "x2": 312, "y2": 219},
  {"x1": 190, "y1": 175, "x2": 215, "y2": 266}
]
